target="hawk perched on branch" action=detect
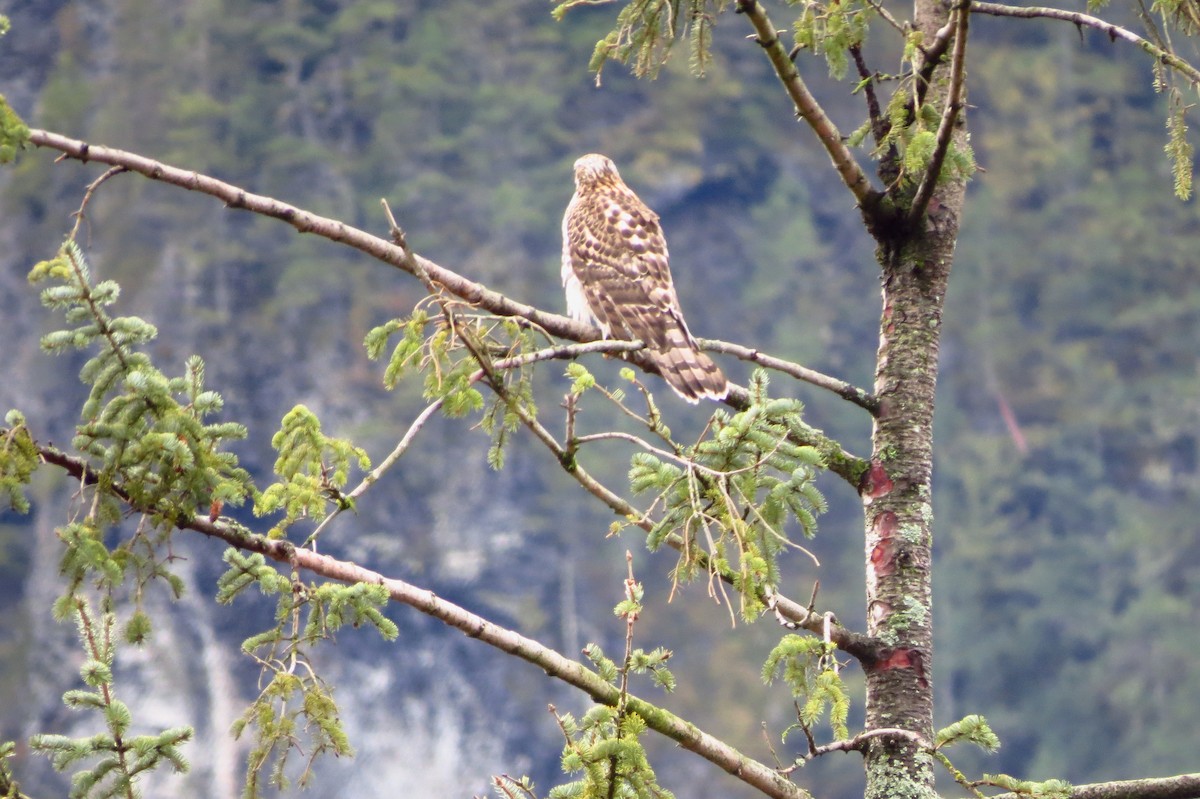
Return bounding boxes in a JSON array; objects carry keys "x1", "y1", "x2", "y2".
[{"x1": 561, "y1": 154, "x2": 728, "y2": 403}]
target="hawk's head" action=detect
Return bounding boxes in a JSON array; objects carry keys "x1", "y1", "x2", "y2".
[{"x1": 573, "y1": 153, "x2": 621, "y2": 189}]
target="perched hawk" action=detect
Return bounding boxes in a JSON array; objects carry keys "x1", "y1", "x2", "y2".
[{"x1": 561, "y1": 154, "x2": 728, "y2": 403}]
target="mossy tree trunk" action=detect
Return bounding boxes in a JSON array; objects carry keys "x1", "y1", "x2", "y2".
[{"x1": 859, "y1": 1, "x2": 969, "y2": 796}]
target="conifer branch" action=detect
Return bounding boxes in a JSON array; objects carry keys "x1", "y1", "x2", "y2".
[
  {"x1": 734, "y1": 1, "x2": 881, "y2": 210},
  {"x1": 970, "y1": 2, "x2": 1200, "y2": 86},
  {"x1": 69, "y1": 165, "x2": 127, "y2": 241},
  {"x1": 574, "y1": 430, "x2": 723, "y2": 473},
  {"x1": 724, "y1": 384, "x2": 869, "y2": 485},
  {"x1": 473, "y1": 369, "x2": 877, "y2": 652},
  {"x1": 907, "y1": 0, "x2": 970, "y2": 227},
  {"x1": 12, "y1": 422, "x2": 875, "y2": 660},
  {"x1": 465, "y1": 373, "x2": 857, "y2": 637},
  {"x1": 26, "y1": 129, "x2": 876, "y2": 427},
  {"x1": 24, "y1": 440, "x2": 810, "y2": 799}
]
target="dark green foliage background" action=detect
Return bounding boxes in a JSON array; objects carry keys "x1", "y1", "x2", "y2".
[{"x1": 0, "y1": 1, "x2": 1196, "y2": 797}]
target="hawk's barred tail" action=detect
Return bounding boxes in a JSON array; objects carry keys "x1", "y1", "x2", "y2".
[
  {"x1": 649, "y1": 350, "x2": 729, "y2": 403},
  {"x1": 647, "y1": 329, "x2": 729, "y2": 404}
]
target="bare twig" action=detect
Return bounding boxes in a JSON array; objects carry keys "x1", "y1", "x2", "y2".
[
  {"x1": 862, "y1": 0, "x2": 907, "y2": 35},
  {"x1": 304, "y1": 395, "x2": 447, "y2": 546},
  {"x1": 304, "y1": 338, "x2": 645, "y2": 546},
  {"x1": 699, "y1": 338, "x2": 879, "y2": 415},
  {"x1": 970, "y1": 2, "x2": 1200, "y2": 85},
  {"x1": 806, "y1": 727, "x2": 929, "y2": 759},
  {"x1": 779, "y1": 725, "x2": 930, "y2": 773},
  {"x1": 761, "y1": 722, "x2": 787, "y2": 771},
  {"x1": 573, "y1": 430, "x2": 746, "y2": 478},
  {"x1": 69, "y1": 165, "x2": 127, "y2": 242},
  {"x1": 797, "y1": 713, "x2": 819, "y2": 759}
]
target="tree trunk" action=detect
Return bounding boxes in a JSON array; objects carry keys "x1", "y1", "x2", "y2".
[{"x1": 861, "y1": 1, "x2": 968, "y2": 796}]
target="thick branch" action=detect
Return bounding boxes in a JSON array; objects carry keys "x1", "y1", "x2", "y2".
[
  {"x1": 734, "y1": 1, "x2": 880, "y2": 209},
  {"x1": 992, "y1": 775, "x2": 1200, "y2": 799},
  {"x1": 31, "y1": 440, "x2": 810, "y2": 799},
  {"x1": 971, "y1": 2, "x2": 1200, "y2": 85},
  {"x1": 493, "y1": 339, "x2": 646, "y2": 368},
  {"x1": 908, "y1": 0, "x2": 970, "y2": 226},
  {"x1": 29, "y1": 128, "x2": 578, "y2": 337},
  {"x1": 26, "y1": 129, "x2": 874, "y2": 448}
]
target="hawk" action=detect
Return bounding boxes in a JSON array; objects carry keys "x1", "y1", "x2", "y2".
[{"x1": 561, "y1": 154, "x2": 728, "y2": 403}]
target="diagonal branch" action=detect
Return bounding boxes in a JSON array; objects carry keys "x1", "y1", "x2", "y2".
[
  {"x1": 971, "y1": 2, "x2": 1200, "y2": 85},
  {"x1": 306, "y1": 339, "x2": 651, "y2": 544},
  {"x1": 26, "y1": 129, "x2": 875, "y2": 434},
  {"x1": 861, "y1": 0, "x2": 907, "y2": 36},
  {"x1": 907, "y1": 0, "x2": 971, "y2": 227},
  {"x1": 27, "y1": 129, "x2": 587, "y2": 343},
  {"x1": 413, "y1": 349, "x2": 875, "y2": 658},
  {"x1": 734, "y1": 1, "x2": 881, "y2": 211},
  {"x1": 31, "y1": 438, "x2": 812, "y2": 799}
]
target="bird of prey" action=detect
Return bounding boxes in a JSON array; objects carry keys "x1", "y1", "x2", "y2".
[{"x1": 561, "y1": 153, "x2": 728, "y2": 403}]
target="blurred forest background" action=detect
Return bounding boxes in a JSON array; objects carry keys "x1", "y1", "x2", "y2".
[{"x1": 0, "y1": 1, "x2": 1197, "y2": 798}]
